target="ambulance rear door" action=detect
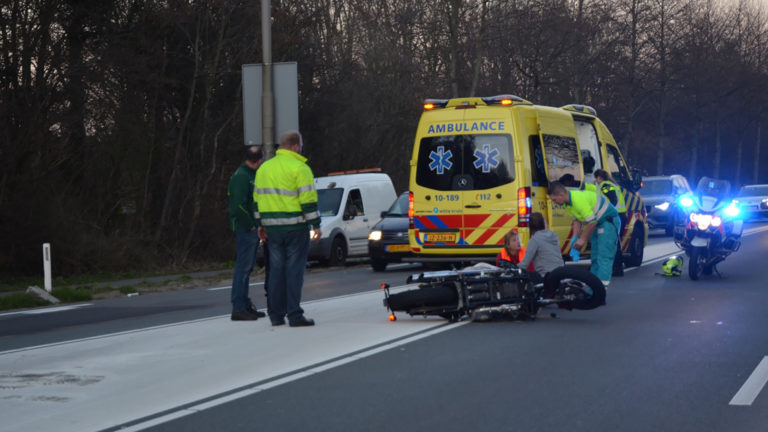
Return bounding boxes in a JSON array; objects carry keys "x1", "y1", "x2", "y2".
[
  {"x1": 535, "y1": 108, "x2": 583, "y2": 251},
  {"x1": 458, "y1": 108, "x2": 517, "y2": 253},
  {"x1": 411, "y1": 110, "x2": 516, "y2": 255}
]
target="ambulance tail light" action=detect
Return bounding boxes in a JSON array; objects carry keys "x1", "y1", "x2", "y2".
[
  {"x1": 408, "y1": 191, "x2": 414, "y2": 229},
  {"x1": 518, "y1": 187, "x2": 531, "y2": 227}
]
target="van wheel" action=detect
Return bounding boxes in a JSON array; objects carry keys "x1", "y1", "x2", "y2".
[
  {"x1": 328, "y1": 236, "x2": 347, "y2": 267},
  {"x1": 625, "y1": 225, "x2": 644, "y2": 267}
]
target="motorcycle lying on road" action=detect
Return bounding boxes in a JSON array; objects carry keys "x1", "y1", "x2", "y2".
[
  {"x1": 382, "y1": 264, "x2": 606, "y2": 322},
  {"x1": 674, "y1": 176, "x2": 743, "y2": 280}
]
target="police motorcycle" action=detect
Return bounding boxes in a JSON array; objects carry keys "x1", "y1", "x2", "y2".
[
  {"x1": 674, "y1": 176, "x2": 743, "y2": 280},
  {"x1": 381, "y1": 263, "x2": 606, "y2": 322}
]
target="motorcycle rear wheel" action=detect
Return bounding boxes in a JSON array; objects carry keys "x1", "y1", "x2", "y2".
[
  {"x1": 544, "y1": 266, "x2": 606, "y2": 310},
  {"x1": 386, "y1": 283, "x2": 459, "y2": 312}
]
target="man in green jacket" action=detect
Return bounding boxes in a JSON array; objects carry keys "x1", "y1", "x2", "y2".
[
  {"x1": 254, "y1": 131, "x2": 320, "y2": 327},
  {"x1": 228, "y1": 145, "x2": 267, "y2": 320}
]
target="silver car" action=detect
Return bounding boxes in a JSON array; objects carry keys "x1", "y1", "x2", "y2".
[{"x1": 735, "y1": 184, "x2": 768, "y2": 219}]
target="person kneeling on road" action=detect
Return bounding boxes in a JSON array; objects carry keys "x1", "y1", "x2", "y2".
[{"x1": 547, "y1": 181, "x2": 620, "y2": 287}]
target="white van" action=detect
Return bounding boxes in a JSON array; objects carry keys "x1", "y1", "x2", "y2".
[{"x1": 310, "y1": 170, "x2": 397, "y2": 266}]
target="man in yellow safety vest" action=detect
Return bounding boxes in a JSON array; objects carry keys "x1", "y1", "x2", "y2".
[
  {"x1": 254, "y1": 131, "x2": 320, "y2": 327},
  {"x1": 548, "y1": 181, "x2": 620, "y2": 287}
]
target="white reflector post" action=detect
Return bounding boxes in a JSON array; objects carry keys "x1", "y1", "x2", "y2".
[{"x1": 43, "y1": 243, "x2": 52, "y2": 292}]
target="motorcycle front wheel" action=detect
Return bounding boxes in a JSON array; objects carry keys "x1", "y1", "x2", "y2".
[
  {"x1": 688, "y1": 247, "x2": 706, "y2": 280},
  {"x1": 544, "y1": 266, "x2": 606, "y2": 310}
]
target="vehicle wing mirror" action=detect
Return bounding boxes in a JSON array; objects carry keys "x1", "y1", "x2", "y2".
[
  {"x1": 630, "y1": 168, "x2": 643, "y2": 193},
  {"x1": 380, "y1": 210, "x2": 388, "y2": 218}
]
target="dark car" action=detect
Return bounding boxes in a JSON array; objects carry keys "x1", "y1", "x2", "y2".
[
  {"x1": 640, "y1": 174, "x2": 692, "y2": 235},
  {"x1": 368, "y1": 192, "x2": 412, "y2": 271},
  {"x1": 735, "y1": 184, "x2": 768, "y2": 219}
]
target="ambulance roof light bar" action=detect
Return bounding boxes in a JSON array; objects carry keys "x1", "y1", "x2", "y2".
[
  {"x1": 560, "y1": 104, "x2": 598, "y2": 116},
  {"x1": 481, "y1": 94, "x2": 531, "y2": 106},
  {"x1": 423, "y1": 99, "x2": 449, "y2": 110}
]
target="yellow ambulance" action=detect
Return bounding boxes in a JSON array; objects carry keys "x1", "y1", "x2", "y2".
[{"x1": 407, "y1": 94, "x2": 648, "y2": 265}]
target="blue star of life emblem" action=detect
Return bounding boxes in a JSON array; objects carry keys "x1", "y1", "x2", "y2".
[
  {"x1": 429, "y1": 146, "x2": 453, "y2": 175},
  {"x1": 473, "y1": 144, "x2": 500, "y2": 173}
]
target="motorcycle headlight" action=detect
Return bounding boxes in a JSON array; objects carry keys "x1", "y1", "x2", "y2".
[
  {"x1": 691, "y1": 213, "x2": 712, "y2": 230},
  {"x1": 654, "y1": 201, "x2": 670, "y2": 211},
  {"x1": 711, "y1": 216, "x2": 722, "y2": 227},
  {"x1": 368, "y1": 230, "x2": 382, "y2": 241}
]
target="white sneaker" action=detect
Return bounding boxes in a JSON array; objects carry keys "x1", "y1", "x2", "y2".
[{"x1": 602, "y1": 280, "x2": 610, "y2": 288}]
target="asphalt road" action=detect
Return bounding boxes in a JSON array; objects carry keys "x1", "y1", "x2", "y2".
[{"x1": 2, "y1": 225, "x2": 768, "y2": 432}]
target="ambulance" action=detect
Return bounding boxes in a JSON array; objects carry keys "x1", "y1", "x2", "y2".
[{"x1": 408, "y1": 94, "x2": 648, "y2": 265}]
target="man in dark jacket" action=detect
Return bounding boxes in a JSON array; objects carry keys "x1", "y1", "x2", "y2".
[{"x1": 228, "y1": 146, "x2": 267, "y2": 320}]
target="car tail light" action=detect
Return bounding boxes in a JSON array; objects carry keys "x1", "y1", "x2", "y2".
[{"x1": 518, "y1": 187, "x2": 531, "y2": 227}]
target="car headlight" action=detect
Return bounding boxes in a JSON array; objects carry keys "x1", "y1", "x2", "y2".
[
  {"x1": 654, "y1": 201, "x2": 670, "y2": 211},
  {"x1": 762, "y1": 198, "x2": 768, "y2": 203},
  {"x1": 368, "y1": 230, "x2": 382, "y2": 241},
  {"x1": 310, "y1": 228, "x2": 321, "y2": 240}
]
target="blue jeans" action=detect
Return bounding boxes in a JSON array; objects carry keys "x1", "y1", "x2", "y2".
[
  {"x1": 266, "y1": 229, "x2": 310, "y2": 322},
  {"x1": 231, "y1": 228, "x2": 260, "y2": 313}
]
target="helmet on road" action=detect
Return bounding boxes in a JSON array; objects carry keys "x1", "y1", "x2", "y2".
[{"x1": 662, "y1": 256, "x2": 684, "y2": 276}]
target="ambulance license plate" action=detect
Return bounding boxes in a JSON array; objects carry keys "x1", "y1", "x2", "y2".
[
  {"x1": 386, "y1": 244, "x2": 410, "y2": 252},
  {"x1": 425, "y1": 233, "x2": 456, "y2": 243}
]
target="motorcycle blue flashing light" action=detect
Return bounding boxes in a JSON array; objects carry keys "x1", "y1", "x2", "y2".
[
  {"x1": 679, "y1": 195, "x2": 694, "y2": 209},
  {"x1": 724, "y1": 202, "x2": 741, "y2": 218}
]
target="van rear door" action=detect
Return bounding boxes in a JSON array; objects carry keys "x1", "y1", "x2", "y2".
[
  {"x1": 412, "y1": 112, "x2": 516, "y2": 254},
  {"x1": 535, "y1": 109, "x2": 582, "y2": 251}
]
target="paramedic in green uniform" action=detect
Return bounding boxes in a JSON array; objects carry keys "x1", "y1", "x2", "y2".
[{"x1": 548, "y1": 181, "x2": 620, "y2": 286}]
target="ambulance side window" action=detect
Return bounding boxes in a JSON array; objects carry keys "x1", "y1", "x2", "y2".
[
  {"x1": 605, "y1": 145, "x2": 631, "y2": 188},
  {"x1": 542, "y1": 134, "x2": 581, "y2": 187},
  {"x1": 529, "y1": 135, "x2": 547, "y2": 187}
]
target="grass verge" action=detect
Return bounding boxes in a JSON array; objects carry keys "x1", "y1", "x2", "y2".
[{"x1": 0, "y1": 293, "x2": 50, "y2": 311}]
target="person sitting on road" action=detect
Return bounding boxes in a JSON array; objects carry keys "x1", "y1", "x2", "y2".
[
  {"x1": 496, "y1": 230, "x2": 524, "y2": 267},
  {"x1": 519, "y1": 212, "x2": 564, "y2": 285}
]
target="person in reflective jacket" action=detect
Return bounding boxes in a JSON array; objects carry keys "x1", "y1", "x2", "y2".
[
  {"x1": 254, "y1": 131, "x2": 320, "y2": 327},
  {"x1": 594, "y1": 169, "x2": 625, "y2": 277},
  {"x1": 548, "y1": 181, "x2": 620, "y2": 287}
]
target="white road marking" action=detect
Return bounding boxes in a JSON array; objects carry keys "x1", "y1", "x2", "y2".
[
  {"x1": 0, "y1": 303, "x2": 93, "y2": 318},
  {"x1": 114, "y1": 321, "x2": 467, "y2": 432},
  {"x1": 730, "y1": 356, "x2": 768, "y2": 406},
  {"x1": 0, "y1": 284, "x2": 438, "y2": 432},
  {"x1": 207, "y1": 281, "x2": 264, "y2": 291}
]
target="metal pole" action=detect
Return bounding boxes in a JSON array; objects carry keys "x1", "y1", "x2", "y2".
[
  {"x1": 261, "y1": 0, "x2": 275, "y2": 159},
  {"x1": 43, "y1": 243, "x2": 52, "y2": 292}
]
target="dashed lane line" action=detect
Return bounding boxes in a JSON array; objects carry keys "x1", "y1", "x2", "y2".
[{"x1": 730, "y1": 356, "x2": 768, "y2": 406}]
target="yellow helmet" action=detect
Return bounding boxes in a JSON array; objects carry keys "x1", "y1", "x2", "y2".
[{"x1": 662, "y1": 256, "x2": 684, "y2": 276}]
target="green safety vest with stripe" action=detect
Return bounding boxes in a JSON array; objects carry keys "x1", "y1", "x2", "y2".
[
  {"x1": 564, "y1": 189, "x2": 617, "y2": 224},
  {"x1": 253, "y1": 149, "x2": 320, "y2": 232},
  {"x1": 599, "y1": 180, "x2": 626, "y2": 213}
]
